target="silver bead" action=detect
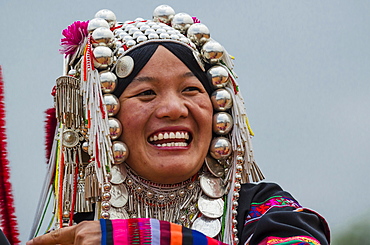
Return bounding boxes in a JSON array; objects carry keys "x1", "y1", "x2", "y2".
[
  {"x1": 178, "y1": 190, "x2": 186, "y2": 197},
  {"x1": 103, "y1": 183, "x2": 112, "y2": 191},
  {"x1": 93, "y1": 46, "x2": 113, "y2": 69},
  {"x1": 81, "y1": 141, "x2": 89, "y2": 152},
  {"x1": 88, "y1": 18, "x2": 110, "y2": 33},
  {"x1": 235, "y1": 174, "x2": 242, "y2": 182},
  {"x1": 234, "y1": 182, "x2": 241, "y2": 191},
  {"x1": 91, "y1": 27, "x2": 114, "y2": 47},
  {"x1": 132, "y1": 31, "x2": 144, "y2": 39},
  {"x1": 236, "y1": 164, "x2": 243, "y2": 173},
  {"x1": 158, "y1": 194, "x2": 165, "y2": 201},
  {"x1": 112, "y1": 141, "x2": 129, "y2": 164},
  {"x1": 211, "y1": 89, "x2": 233, "y2": 111},
  {"x1": 101, "y1": 201, "x2": 111, "y2": 211},
  {"x1": 213, "y1": 112, "x2": 233, "y2": 135},
  {"x1": 201, "y1": 40, "x2": 224, "y2": 64},
  {"x1": 187, "y1": 23, "x2": 210, "y2": 46},
  {"x1": 102, "y1": 192, "x2": 111, "y2": 201},
  {"x1": 100, "y1": 70, "x2": 117, "y2": 93},
  {"x1": 208, "y1": 65, "x2": 229, "y2": 88},
  {"x1": 108, "y1": 118, "x2": 122, "y2": 140},
  {"x1": 148, "y1": 32, "x2": 160, "y2": 40},
  {"x1": 169, "y1": 193, "x2": 176, "y2": 200},
  {"x1": 233, "y1": 228, "x2": 238, "y2": 234},
  {"x1": 152, "y1": 5, "x2": 175, "y2": 24},
  {"x1": 101, "y1": 212, "x2": 110, "y2": 219},
  {"x1": 156, "y1": 28, "x2": 166, "y2": 34},
  {"x1": 209, "y1": 137, "x2": 232, "y2": 160},
  {"x1": 62, "y1": 129, "x2": 79, "y2": 148},
  {"x1": 128, "y1": 27, "x2": 139, "y2": 35},
  {"x1": 146, "y1": 191, "x2": 154, "y2": 199},
  {"x1": 63, "y1": 211, "x2": 69, "y2": 218},
  {"x1": 144, "y1": 28, "x2": 156, "y2": 35},
  {"x1": 95, "y1": 9, "x2": 117, "y2": 28},
  {"x1": 159, "y1": 32, "x2": 170, "y2": 39},
  {"x1": 103, "y1": 94, "x2": 120, "y2": 116},
  {"x1": 122, "y1": 35, "x2": 133, "y2": 42},
  {"x1": 171, "y1": 13, "x2": 193, "y2": 34},
  {"x1": 233, "y1": 192, "x2": 239, "y2": 200}
]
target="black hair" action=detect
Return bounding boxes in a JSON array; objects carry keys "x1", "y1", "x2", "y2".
[{"x1": 112, "y1": 42, "x2": 213, "y2": 98}]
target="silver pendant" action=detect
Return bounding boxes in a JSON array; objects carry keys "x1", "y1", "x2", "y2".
[
  {"x1": 198, "y1": 195, "x2": 224, "y2": 219},
  {"x1": 110, "y1": 184, "x2": 128, "y2": 208},
  {"x1": 200, "y1": 173, "x2": 225, "y2": 198},
  {"x1": 205, "y1": 155, "x2": 224, "y2": 178},
  {"x1": 116, "y1": 56, "x2": 134, "y2": 78},
  {"x1": 110, "y1": 165, "x2": 127, "y2": 184},
  {"x1": 192, "y1": 216, "x2": 221, "y2": 238}
]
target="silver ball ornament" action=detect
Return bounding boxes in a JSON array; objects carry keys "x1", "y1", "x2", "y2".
[
  {"x1": 103, "y1": 94, "x2": 120, "y2": 116},
  {"x1": 201, "y1": 40, "x2": 224, "y2": 64},
  {"x1": 208, "y1": 65, "x2": 229, "y2": 88},
  {"x1": 108, "y1": 117, "x2": 122, "y2": 140},
  {"x1": 187, "y1": 23, "x2": 210, "y2": 46},
  {"x1": 112, "y1": 141, "x2": 129, "y2": 164},
  {"x1": 211, "y1": 89, "x2": 233, "y2": 111},
  {"x1": 152, "y1": 5, "x2": 175, "y2": 24},
  {"x1": 93, "y1": 46, "x2": 113, "y2": 69},
  {"x1": 100, "y1": 70, "x2": 117, "y2": 93},
  {"x1": 213, "y1": 112, "x2": 233, "y2": 135},
  {"x1": 95, "y1": 9, "x2": 117, "y2": 28},
  {"x1": 209, "y1": 137, "x2": 232, "y2": 160},
  {"x1": 171, "y1": 13, "x2": 194, "y2": 34},
  {"x1": 91, "y1": 27, "x2": 114, "y2": 47},
  {"x1": 88, "y1": 18, "x2": 110, "y2": 33}
]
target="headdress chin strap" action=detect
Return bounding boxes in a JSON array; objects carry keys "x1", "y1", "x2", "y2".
[{"x1": 32, "y1": 5, "x2": 264, "y2": 244}]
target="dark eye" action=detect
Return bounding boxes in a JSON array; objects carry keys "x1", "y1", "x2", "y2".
[
  {"x1": 183, "y1": 87, "x2": 202, "y2": 93},
  {"x1": 132, "y1": 90, "x2": 156, "y2": 100},
  {"x1": 137, "y1": 90, "x2": 156, "y2": 96}
]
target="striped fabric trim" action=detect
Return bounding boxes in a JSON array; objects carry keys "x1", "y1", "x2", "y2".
[
  {"x1": 101, "y1": 218, "x2": 228, "y2": 245},
  {"x1": 245, "y1": 196, "x2": 301, "y2": 225},
  {"x1": 258, "y1": 236, "x2": 321, "y2": 245}
]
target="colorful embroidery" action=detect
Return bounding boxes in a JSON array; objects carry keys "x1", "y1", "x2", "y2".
[
  {"x1": 258, "y1": 235, "x2": 320, "y2": 245},
  {"x1": 245, "y1": 196, "x2": 301, "y2": 225}
]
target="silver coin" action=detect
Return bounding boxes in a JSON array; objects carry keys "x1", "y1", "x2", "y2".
[
  {"x1": 110, "y1": 184, "x2": 128, "y2": 208},
  {"x1": 205, "y1": 155, "x2": 224, "y2": 178},
  {"x1": 198, "y1": 195, "x2": 224, "y2": 219},
  {"x1": 116, "y1": 56, "x2": 134, "y2": 78},
  {"x1": 109, "y1": 207, "x2": 129, "y2": 219},
  {"x1": 191, "y1": 216, "x2": 221, "y2": 238},
  {"x1": 200, "y1": 173, "x2": 226, "y2": 198},
  {"x1": 110, "y1": 165, "x2": 127, "y2": 185}
]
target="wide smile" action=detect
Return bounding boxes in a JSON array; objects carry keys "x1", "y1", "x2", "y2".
[{"x1": 148, "y1": 131, "x2": 191, "y2": 147}]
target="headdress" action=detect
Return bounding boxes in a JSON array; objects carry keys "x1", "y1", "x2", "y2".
[{"x1": 30, "y1": 5, "x2": 264, "y2": 244}]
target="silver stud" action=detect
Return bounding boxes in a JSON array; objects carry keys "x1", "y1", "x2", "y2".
[
  {"x1": 92, "y1": 27, "x2": 114, "y2": 47},
  {"x1": 95, "y1": 9, "x2": 117, "y2": 28},
  {"x1": 88, "y1": 18, "x2": 110, "y2": 33},
  {"x1": 108, "y1": 118, "x2": 122, "y2": 140},
  {"x1": 171, "y1": 13, "x2": 193, "y2": 34}
]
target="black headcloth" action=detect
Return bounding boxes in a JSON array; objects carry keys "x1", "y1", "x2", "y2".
[{"x1": 112, "y1": 42, "x2": 213, "y2": 98}]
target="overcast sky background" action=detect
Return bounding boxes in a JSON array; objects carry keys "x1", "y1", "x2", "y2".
[{"x1": 1, "y1": 0, "x2": 369, "y2": 243}]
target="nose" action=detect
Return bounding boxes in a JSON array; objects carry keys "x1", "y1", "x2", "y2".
[{"x1": 155, "y1": 92, "x2": 188, "y2": 120}]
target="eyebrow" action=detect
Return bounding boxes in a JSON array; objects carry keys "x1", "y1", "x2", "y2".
[{"x1": 132, "y1": 71, "x2": 195, "y2": 82}]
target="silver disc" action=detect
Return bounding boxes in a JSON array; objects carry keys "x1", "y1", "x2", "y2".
[
  {"x1": 200, "y1": 173, "x2": 225, "y2": 198},
  {"x1": 191, "y1": 216, "x2": 221, "y2": 238},
  {"x1": 116, "y1": 56, "x2": 134, "y2": 78},
  {"x1": 110, "y1": 165, "x2": 127, "y2": 185},
  {"x1": 109, "y1": 207, "x2": 129, "y2": 219},
  {"x1": 205, "y1": 155, "x2": 224, "y2": 178},
  {"x1": 110, "y1": 184, "x2": 128, "y2": 208},
  {"x1": 198, "y1": 195, "x2": 224, "y2": 219}
]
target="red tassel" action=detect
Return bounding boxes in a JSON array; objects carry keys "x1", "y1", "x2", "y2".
[
  {"x1": 0, "y1": 66, "x2": 20, "y2": 244},
  {"x1": 44, "y1": 108, "x2": 57, "y2": 163}
]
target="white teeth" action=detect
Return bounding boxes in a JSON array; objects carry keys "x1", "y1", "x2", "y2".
[
  {"x1": 155, "y1": 142, "x2": 188, "y2": 147},
  {"x1": 149, "y1": 131, "x2": 190, "y2": 142}
]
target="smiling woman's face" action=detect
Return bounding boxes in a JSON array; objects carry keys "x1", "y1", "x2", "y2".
[{"x1": 117, "y1": 45, "x2": 213, "y2": 184}]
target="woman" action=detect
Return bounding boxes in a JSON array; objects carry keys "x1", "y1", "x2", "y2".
[{"x1": 27, "y1": 5, "x2": 329, "y2": 245}]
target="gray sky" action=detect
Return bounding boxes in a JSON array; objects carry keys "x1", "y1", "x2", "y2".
[{"x1": 1, "y1": 0, "x2": 369, "y2": 243}]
